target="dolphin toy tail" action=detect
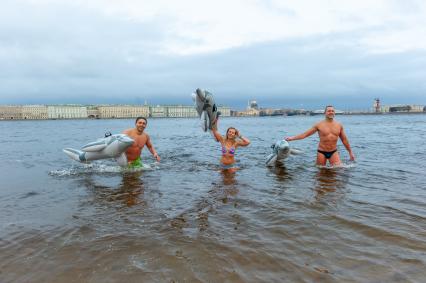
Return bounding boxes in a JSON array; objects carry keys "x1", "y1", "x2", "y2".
[
  {"x1": 63, "y1": 148, "x2": 87, "y2": 162},
  {"x1": 290, "y1": 148, "x2": 303, "y2": 155}
]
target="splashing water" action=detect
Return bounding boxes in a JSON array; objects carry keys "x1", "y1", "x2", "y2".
[{"x1": 49, "y1": 161, "x2": 157, "y2": 176}]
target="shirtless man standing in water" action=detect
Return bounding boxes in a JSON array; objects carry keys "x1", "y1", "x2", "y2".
[
  {"x1": 123, "y1": 117, "x2": 160, "y2": 168},
  {"x1": 285, "y1": 106, "x2": 355, "y2": 166}
]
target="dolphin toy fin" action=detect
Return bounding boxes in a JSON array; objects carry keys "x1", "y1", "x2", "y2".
[
  {"x1": 200, "y1": 110, "x2": 209, "y2": 132},
  {"x1": 81, "y1": 140, "x2": 108, "y2": 152}
]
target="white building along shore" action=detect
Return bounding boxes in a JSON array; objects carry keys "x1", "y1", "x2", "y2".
[
  {"x1": 48, "y1": 105, "x2": 88, "y2": 119},
  {"x1": 0, "y1": 104, "x2": 231, "y2": 120}
]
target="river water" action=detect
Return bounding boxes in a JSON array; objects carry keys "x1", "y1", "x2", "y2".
[{"x1": 1, "y1": 114, "x2": 425, "y2": 282}]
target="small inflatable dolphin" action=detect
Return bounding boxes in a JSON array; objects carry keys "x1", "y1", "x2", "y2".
[
  {"x1": 63, "y1": 133, "x2": 134, "y2": 167},
  {"x1": 265, "y1": 140, "x2": 302, "y2": 166},
  {"x1": 193, "y1": 88, "x2": 220, "y2": 132}
]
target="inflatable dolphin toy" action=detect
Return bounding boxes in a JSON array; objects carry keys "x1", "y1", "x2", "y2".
[
  {"x1": 193, "y1": 88, "x2": 220, "y2": 132},
  {"x1": 265, "y1": 140, "x2": 302, "y2": 167},
  {"x1": 63, "y1": 133, "x2": 134, "y2": 167}
]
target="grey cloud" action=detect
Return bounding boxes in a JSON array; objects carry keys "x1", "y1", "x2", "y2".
[{"x1": 0, "y1": 1, "x2": 425, "y2": 109}]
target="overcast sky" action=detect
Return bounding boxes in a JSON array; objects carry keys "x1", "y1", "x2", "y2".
[{"x1": 1, "y1": 0, "x2": 425, "y2": 109}]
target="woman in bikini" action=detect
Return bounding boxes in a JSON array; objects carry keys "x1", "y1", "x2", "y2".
[{"x1": 211, "y1": 119, "x2": 250, "y2": 171}]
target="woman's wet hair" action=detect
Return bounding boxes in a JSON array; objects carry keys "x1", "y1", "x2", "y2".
[{"x1": 135, "y1": 116, "x2": 147, "y2": 124}]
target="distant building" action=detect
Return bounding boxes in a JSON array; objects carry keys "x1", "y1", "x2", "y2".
[
  {"x1": 235, "y1": 108, "x2": 260, "y2": 116},
  {"x1": 217, "y1": 106, "x2": 231, "y2": 117},
  {"x1": 382, "y1": 104, "x2": 425, "y2": 113},
  {"x1": 393, "y1": 106, "x2": 411, "y2": 112},
  {"x1": 287, "y1": 109, "x2": 310, "y2": 116},
  {"x1": 408, "y1": 105, "x2": 424, "y2": 112},
  {"x1": 98, "y1": 105, "x2": 150, "y2": 119},
  {"x1": 373, "y1": 98, "x2": 381, "y2": 113},
  {"x1": 0, "y1": 103, "x2": 231, "y2": 120},
  {"x1": 248, "y1": 100, "x2": 259, "y2": 110},
  {"x1": 259, "y1": 108, "x2": 287, "y2": 116},
  {"x1": 0, "y1": 105, "x2": 22, "y2": 120},
  {"x1": 312, "y1": 109, "x2": 344, "y2": 115},
  {"x1": 87, "y1": 106, "x2": 100, "y2": 119},
  {"x1": 150, "y1": 105, "x2": 167, "y2": 118},
  {"x1": 233, "y1": 100, "x2": 261, "y2": 116},
  {"x1": 48, "y1": 105, "x2": 88, "y2": 119},
  {"x1": 22, "y1": 105, "x2": 48, "y2": 119},
  {"x1": 381, "y1": 105, "x2": 390, "y2": 113},
  {"x1": 259, "y1": 108, "x2": 275, "y2": 116},
  {"x1": 166, "y1": 105, "x2": 198, "y2": 118}
]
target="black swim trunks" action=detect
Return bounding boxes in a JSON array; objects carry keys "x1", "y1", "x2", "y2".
[{"x1": 317, "y1": 149, "x2": 337, "y2": 159}]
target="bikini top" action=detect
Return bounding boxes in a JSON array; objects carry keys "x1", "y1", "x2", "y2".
[{"x1": 221, "y1": 145, "x2": 235, "y2": 156}]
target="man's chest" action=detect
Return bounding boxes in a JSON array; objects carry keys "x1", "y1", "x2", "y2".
[
  {"x1": 318, "y1": 124, "x2": 340, "y2": 136},
  {"x1": 129, "y1": 134, "x2": 147, "y2": 147}
]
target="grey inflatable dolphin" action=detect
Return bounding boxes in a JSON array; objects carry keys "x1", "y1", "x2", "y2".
[
  {"x1": 266, "y1": 140, "x2": 302, "y2": 166},
  {"x1": 193, "y1": 88, "x2": 219, "y2": 132},
  {"x1": 63, "y1": 133, "x2": 134, "y2": 167}
]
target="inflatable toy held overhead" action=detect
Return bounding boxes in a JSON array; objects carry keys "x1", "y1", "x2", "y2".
[
  {"x1": 63, "y1": 133, "x2": 134, "y2": 167},
  {"x1": 193, "y1": 88, "x2": 220, "y2": 132}
]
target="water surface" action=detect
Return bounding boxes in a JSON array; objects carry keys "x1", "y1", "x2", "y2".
[{"x1": 1, "y1": 115, "x2": 426, "y2": 282}]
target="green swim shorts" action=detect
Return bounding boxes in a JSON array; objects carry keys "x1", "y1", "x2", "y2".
[{"x1": 128, "y1": 157, "x2": 143, "y2": 168}]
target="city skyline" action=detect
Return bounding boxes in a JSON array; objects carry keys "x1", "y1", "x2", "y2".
[
  {"x1": 1, "y1": 96, "x2": 423, "y2": 111},
  {"x1": 1, "y1": 1, "x2": 425, "y2": 109}
]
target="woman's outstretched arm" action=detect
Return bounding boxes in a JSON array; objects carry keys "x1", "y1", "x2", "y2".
[{"x1": 211, "y1": 118, "x2": 222, "y2": 142}]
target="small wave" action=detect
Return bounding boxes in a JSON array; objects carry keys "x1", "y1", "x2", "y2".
[
  {"x1": 20, "y1": 191, "x2": 39, "y2": 199},
  {"x1": 48, "y1": 168, "x2": 78, "y2": 176},
  {"x1": 317, "y1": 161, "x2": 356, "y2": 169},
  {"x1": 49, "y1": 162, "x2": 159, "y2": 176},
  {"x1": 122, "y1": 163, "x2": 158, "y2": 172}
]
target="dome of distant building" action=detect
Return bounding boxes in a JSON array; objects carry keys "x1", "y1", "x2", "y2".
[{"x1": 248, "y1": 100, "x2": 258, "y2": 110}]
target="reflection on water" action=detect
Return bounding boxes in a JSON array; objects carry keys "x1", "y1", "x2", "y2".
[
  {"x1": 117, "y1": 172, "x2": 145, "y2": 207},
  {"x1": 315, "y1": 167, "x2": 339, "y2": 193},
  {"x1": 170, "y1": 169, "x2": 240, "y2": 234},
  {"x1": 78, "y1": 171, "x2": 145, "y2": 209},
  {"x1": 268, "y1": 165, "x2": 292, "y2": 182},
  {"x1": 219, "y1": 169, "x2": 240, "y2": 202},
  {"x1": 221, "y1": 169, "x2": 237, "y2": 186},
  {"x1": 313, "y1": 167, "x2": 349, "y2": 203}
]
